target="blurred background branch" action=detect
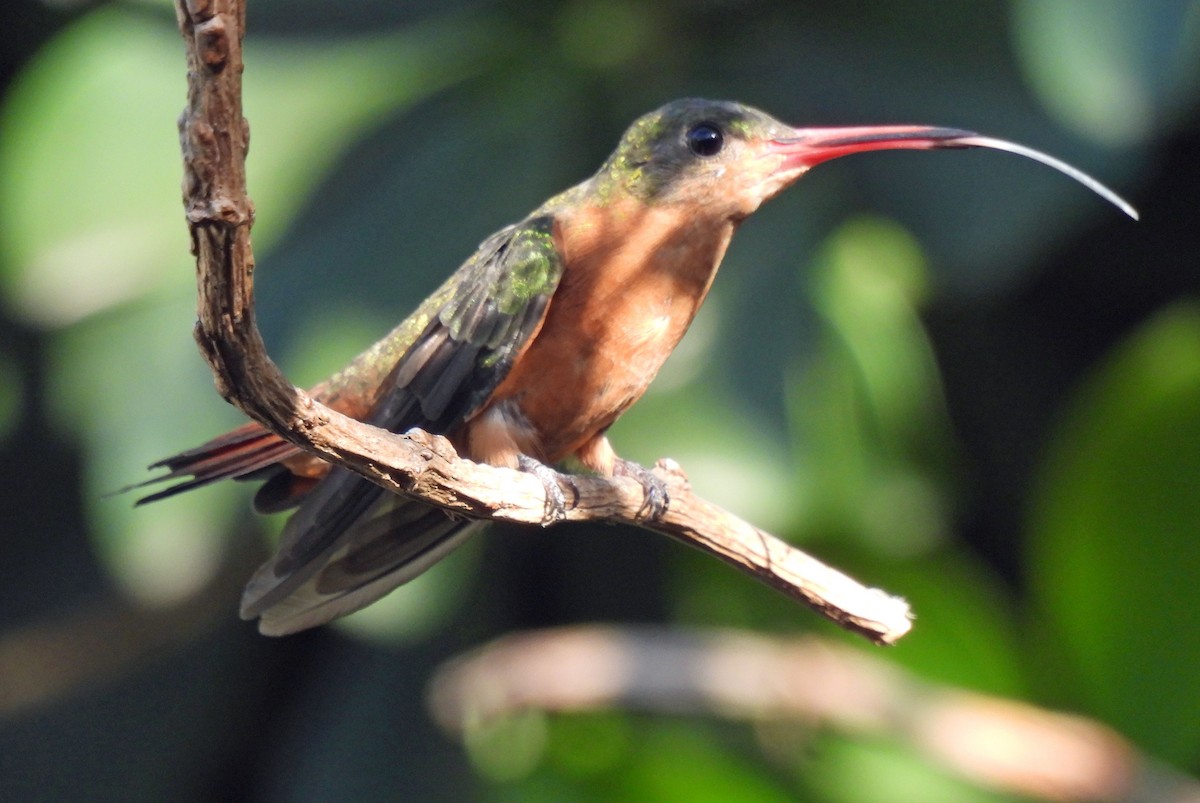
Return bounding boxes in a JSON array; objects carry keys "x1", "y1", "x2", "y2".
[{"x1": 429, "y1": 625, "x2": 1200, "y2": 802}]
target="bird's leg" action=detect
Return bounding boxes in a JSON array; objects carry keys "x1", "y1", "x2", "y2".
[
  {"x1": 573, "y1": 435, "x2": 670, "y2": 522},
  {"x1": 517, "y1": 454, "x2": 576, "y2": 524},
  {"x1": 613, "y1": 457, "x2": 670, "y2": 521}
]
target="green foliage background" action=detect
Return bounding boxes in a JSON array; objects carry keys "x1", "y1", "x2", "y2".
[{"x1": 0, "y1": 0, "x2": 1196, "y2": 800}]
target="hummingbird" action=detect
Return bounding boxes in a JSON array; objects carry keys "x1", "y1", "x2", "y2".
[{"x1": 141, "y1": 98, "x2": 1135, "y2": 635}]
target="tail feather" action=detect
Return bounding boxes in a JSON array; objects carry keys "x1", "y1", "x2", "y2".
[
  {"x1": 135, "y1": 423, "x2": 303, "y2": 505},
  {"x1": 244, "y1": 493, "x2": 481, "y2": 636}
]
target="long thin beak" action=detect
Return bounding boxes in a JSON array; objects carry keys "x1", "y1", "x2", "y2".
[
  {"x1": 770, "y1": 125, "x2": 976, "y2": 166},
  {"x1": 769, "y1": 125, "x2": 1138, "y2": 220}
]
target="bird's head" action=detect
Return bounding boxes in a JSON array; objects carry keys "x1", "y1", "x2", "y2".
[{"x1": 594, "y1": 98, "x2": 1136, "y2": 221}]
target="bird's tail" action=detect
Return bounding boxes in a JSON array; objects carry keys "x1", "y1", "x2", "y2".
[
  {"x1": 239, "y1": 472, "x2": 480, "y2": 636},
  {"x1": 133, "y1": 422, "x2": 304, "y2": 505}
]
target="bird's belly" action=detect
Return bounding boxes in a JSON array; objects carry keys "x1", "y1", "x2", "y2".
[{"x1": 485, "y1": 297, "x2": 693, "y2": 465}]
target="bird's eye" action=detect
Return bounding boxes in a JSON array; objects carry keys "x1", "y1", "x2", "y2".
[{"x1": 686, "y1": 123, "x2": 724, "y2": 157}]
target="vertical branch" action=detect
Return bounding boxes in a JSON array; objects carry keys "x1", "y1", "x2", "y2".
[{"x1": 176, "y1": 0, "x2": 295, "y2": 421}]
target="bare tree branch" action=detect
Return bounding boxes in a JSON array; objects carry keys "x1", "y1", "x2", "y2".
[
  {"x1": 428, "y1": 626, "x2": 1200, "y2": 803},
  {"x1": 173, "y1": 0, "x2": 913, "y2": 645}
]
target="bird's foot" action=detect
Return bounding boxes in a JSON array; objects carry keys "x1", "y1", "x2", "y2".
[
  {"x1": 614, "y1": 458, "x2": 670, "y2": 521},
  {"x1": 517, "y1": 455, "x2": 575, "y2": 525}
]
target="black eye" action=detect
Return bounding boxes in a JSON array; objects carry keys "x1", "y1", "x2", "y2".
[{"x1": 686, "y1": 123, "x2": 724, "y2": 157}]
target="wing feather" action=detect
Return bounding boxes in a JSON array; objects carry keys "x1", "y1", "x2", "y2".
[{"x1": 241, "y1": 215, "x2": 564, "y2": 631}]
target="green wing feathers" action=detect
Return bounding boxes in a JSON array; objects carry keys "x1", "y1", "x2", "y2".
[{"x1": 238, "y1": 215, "x2": 565, "y2": 633}]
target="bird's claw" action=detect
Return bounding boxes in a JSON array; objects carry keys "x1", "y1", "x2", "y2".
[
  {"x1": 614, "y1": 458, "x2": 670, "y2": 521},
  {"x1": 518, "y1": 455, "x2": 573, "y2": 525}
]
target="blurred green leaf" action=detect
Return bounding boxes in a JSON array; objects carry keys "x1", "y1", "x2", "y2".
[
  {"x1": 790, "y1": 217, "x2": 955, "y2": 554},
  {"x1": 1012, "y1": 0, "x2": 1200, "y2": 145},
  {"x1": 871, "y1": 551, "x2": 1024, "y2": 698},
  {"x1": 618, "y1": 721, "x2": 793, "y2": 803},
  {"x1": 803, "y1": 733, "x2": 1019, "y2": 803},
  {"x1": 0, "y1": 7, "x2": 191, "y2": 326},
  {"x1": 48, "y1": 294, "x2": 244, "y2": 603},
  {"x1": 1029, "y1": 303, "x2": 1200, "y2": 763},
  {"x1": 466, "y1": 709, "x2": 549, "y2": 782},
  {"x1": 0, "y1": 4, "x2": 489, "y2": 326},
  {"x1": 546, "y1": 711, "x2": 632, "y2": 779}
]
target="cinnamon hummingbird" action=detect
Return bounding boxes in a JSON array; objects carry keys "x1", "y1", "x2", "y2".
[{"x1": 140, "y1": 98, "x2": 1136, "y2": 635}]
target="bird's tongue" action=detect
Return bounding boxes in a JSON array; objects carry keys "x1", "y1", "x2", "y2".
[{"x1": 768, "y1": 125, "x2": 1138, "y2": 219}]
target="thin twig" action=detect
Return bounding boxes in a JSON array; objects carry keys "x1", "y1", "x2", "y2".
[{"x1": 173, "y1": 0, "x2": 912, "y2": 645}]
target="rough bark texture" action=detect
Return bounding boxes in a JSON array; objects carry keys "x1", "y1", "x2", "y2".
[{"x1": 174, "y1": 0, "x2": 913, "y2": 645}]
